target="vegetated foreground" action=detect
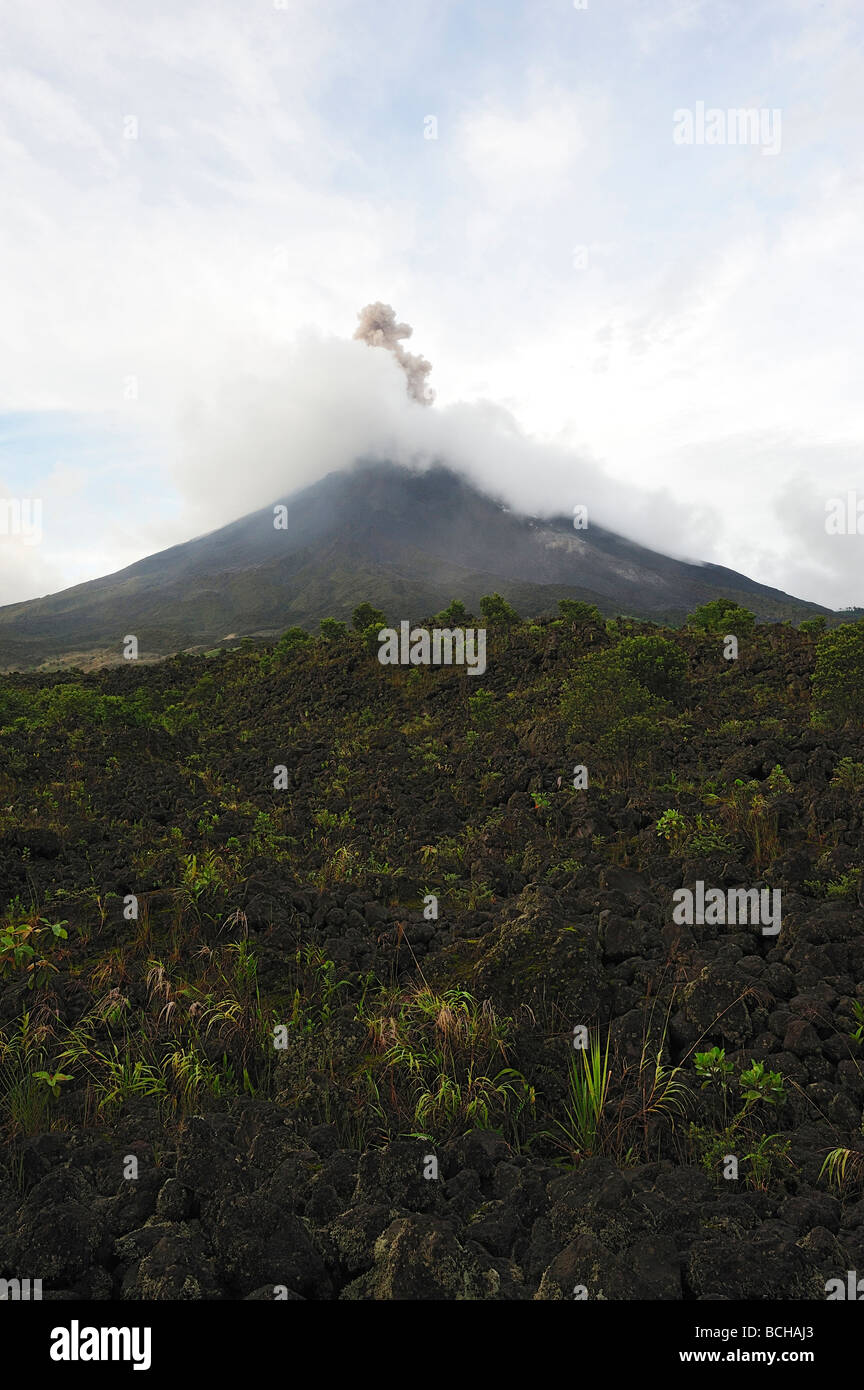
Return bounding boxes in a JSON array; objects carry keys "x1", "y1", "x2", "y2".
[{"x1": 1, "y1": 601, "x2": 863, "y2": 1301}]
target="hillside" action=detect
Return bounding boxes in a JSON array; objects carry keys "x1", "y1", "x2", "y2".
[
  {"x1": 0, "y1": 462, "x2": 831, "y2": 670},
  {"x1": 1, "y1": 610, "x2": 863, "y2": 1300}
]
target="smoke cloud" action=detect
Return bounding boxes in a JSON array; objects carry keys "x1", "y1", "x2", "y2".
[
  {"x1": 353, "y1": 302, "x2": 435, "y2": 406},
  {"x1": 166, "y1": 321, "x2": 714, "y2": 569}
]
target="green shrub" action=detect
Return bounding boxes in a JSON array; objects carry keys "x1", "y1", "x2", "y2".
[
  {"x1": 688, "y1": 599, "x2": 756, "y2": 634},
  {"x1": 360, "y1": 621, "x2": 386, "y2": 654},
  {"x1": 766, "y1": 764, "x2": 792, "y2": 795},
  {"x1": 352, "y1": 603, "x2": 387, "y2": 632},
  {"x1": 562, "y1": 650, "x2": 664, "y2": 742},
  {"x1": 468, "y1": 688, "x2": 497, "y2": 729},
  {"x1": 558, "y1": 599, "x2": 602, "y2": 624},
  {"x1": 831, "y1": 757, "x2": 864, "y2": 791},
  {"x1": 434, "y1": 599, "x2": 471, "y2": 625},
  {"x1": 656, "y1": 809, "x2": 735, "y2": 858},
  {"x1": 320, "y1": 618, "x2": 347, "y2": 639},
  {"x1": 277, "y1": 626, "x2": 312, "y2": 652},
  {"x1": 479, "y1": 592, "x2": 520, "y2": 626},
  {"x1": 813, "y1": 621, "x2": 864, "y2": 723},
  {"x1": 597, "y1": 714, "x2": 661, "y2": 768},
  {"x1": 616, "y1": 634, "x2": 688, "y2": 700},
  {"x1": 799, "y1": 616, "x2": 826, "y2": 635}
]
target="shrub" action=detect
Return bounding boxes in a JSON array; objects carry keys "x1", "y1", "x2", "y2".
[
  {"x1": 656, "y1": 810, "x2": 735, "y2": 858},
  {"x1": 563, "y1": 651, "x2": 667, "y2": 778},
  {"x1": 468, "y1": 688, "x2": 497, "y2": 729},
  {"x1": 562, "y1": 650, "x2": 664, "y2": 742},
  {"x1": 831, "y1": 757, "x2": 864, "y2": 791},
  {"x1": 799, "y1": 616, "x2": 826, "y2": 635},
  {"x1": 688, "y1": 599, "x2": 756, "y2": 634},
  {"x1": 479, "y1": 593, "x2": 520, "y2": 626},
  {"x1": 597, "y1": 713, "x2": 661, "y2": 771},
  {"x1": 276, "y1": 626, "x2": 312, "y2": 652},
  {"x1": 435, "y1": 599, "x2": 471, "y2": 625},
  {"x1": 766, "y1": 764, "x2": 792, "y2": 795},
  {"x1": 360, "y1": 622, "x2": 386, "y2": 654},
  {"x1": 320, "y1": 618, "x2": 347, "y2": 639},
  {"x1": 812, "y1": 620, "x2": 864, "y2": 723},
  {"x1": 352, "y1": 603, "x2": 387, "y2": 632},
  {"x1": 616, "y1": 634, "x2": 688, "y2": 700},
  {"x1": 558, "y1": 599, "x2": 602, "y2": 624}
]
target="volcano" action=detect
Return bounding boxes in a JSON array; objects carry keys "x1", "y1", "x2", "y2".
[{"x1": 0, "y1": 460, "x2": 830, "y2": 669}]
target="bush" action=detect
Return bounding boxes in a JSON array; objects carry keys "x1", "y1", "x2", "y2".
[
  {"x1": 435, "y1": 599, "x2": 471, "y2": 625},
  {"x1": 766, "y1": 764, "x2": 793, "y2": 795},
  {"x1": 277, "y1": 626, "x2": 312, "y2": 651},
  {"x1": 656, "y1": 809, "x2": 735, "y2": 858},
  {"x1": 558, "y1": 599, "x2": 602, "y2": 624},
  {"x1": 597, "y1": 713, "x2": 661, "y2": 769},
  {"x1": 562, "y1": 650, "x2": 665, "y2": 744},
  {"x1": 812, "y1": 620, "x2": 864, "y2": 724},
  {"x1": 616, "y1": 634, "x2": 688, "y2": 700},
  {"x1": 352, "y1": 603, "x2": 387, "y2": 632},
  {"x1": 831, "y1": 757, "x2": 864, "y2": 791},
  {"x1": 468, "y1": 688, "x2": 497, "y2": 729},
  {"x1": 360, "y1": 622, "x2": 386, "y2": 654},
  {"x1": 688, "y1": 599, "x2": 756, "y2": 634},
  {"x1": 799, "y1": 616, "x2": 826, "y2": 635},
  {"x1": 479, "y1": 593, "x2": 520, "y2": 626},
  {"x1": 320, "y1": 618, "x2": 347, "y2": 640}
]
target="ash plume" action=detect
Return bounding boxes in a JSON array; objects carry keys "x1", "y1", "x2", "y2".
[{"x1": 354, "y1": 302, "x2": 435, "y2": 405}]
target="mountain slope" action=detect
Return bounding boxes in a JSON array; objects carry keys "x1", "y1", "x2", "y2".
[{"x1": 0, "y1": 461, "x2": 830, "y2": 668}]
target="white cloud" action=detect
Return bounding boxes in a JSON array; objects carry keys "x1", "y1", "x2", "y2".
[{"x1": 0, "y1": 0, "x2": 862, "y2": 612}]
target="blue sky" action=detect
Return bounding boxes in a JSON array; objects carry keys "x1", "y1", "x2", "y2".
[{"x1": 1, "y1": 0, "x2": 862, "y2": 608}]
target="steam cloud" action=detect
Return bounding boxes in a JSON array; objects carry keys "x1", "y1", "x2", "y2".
[{"x1": 354, "y1": 302, "x2": 435, "y2": 405}]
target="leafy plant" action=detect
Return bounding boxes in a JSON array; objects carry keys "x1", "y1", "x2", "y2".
[
  {"x1": 766, "y1": 764, "x2": 792, "y2": 795},
  {"x1": 739, "y1": 1059, "x2": 785, "y2": 1108},
  {"x1": 616, "y1": 634, "x2": 688, "y2": 700},
  {"x1": 688, "y1": 599, "x2": 755, "y2": 634},
  {"x1": 468, "y1": 688, "x2": 497, "y2": 730},
  {"x1": 558, "y1": 599, "x2": 601, "y2": 624},
  {"x1": 813, "y1": 619, "x2": 864, "y2": 724},
  {"x1": 820, "y1": 1146, "x2": 864, "y2": 1193},
  {"x1": 479, "y1": 593, "x2": 520, "y2": 626},
  {"x1": 552, "y1": 1032, "x2": 611, "y2": 1158},
  {"x1": 352, "y1": 602, "x2": 387, "y2": 632},
  {"x1": 32, "y1": 1070, "x2": 73, "y2": 1100},
  {"x1": 831, "y1": 758, "x2": 864, "y2": 792}
]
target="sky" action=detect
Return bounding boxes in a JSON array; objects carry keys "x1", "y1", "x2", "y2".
[{"x1": 1, "y1": 0, "x2": 862, "y2": 610}]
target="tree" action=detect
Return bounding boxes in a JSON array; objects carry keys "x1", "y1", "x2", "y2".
[
  {"x1": 799, "y1": 616, "x2": 826, "y2": 635},
  {"x1": 352, "y1": 602, "x2": 387, "y2": 632},
  {"x1": 687, "y1": 598, "x2": 755, "y2": 634},
  {"x1": 479, "y1": 592, "x2": 520, "y2": 626},
  {"x1": 562, "y1": 649, "x2": 667, "y2": 775},
  {"x1": 616, "y1": 634, "x2": 688, "y2": 700},
  {"x1": 558, "y1": 599, "x2": 602, "y2": 624},
  {"x1": 275, "y1": 626, "x2": 312, "y2": 655},
  {"x1": 435, "y1": 599, "x2": 471, "y2": 625},
  {"x1": 812, "y1": 620, "x2": 864, "y2": 723},
  {"x1": 562, "y1": 649, "x2": 664, "y2": 741},
  {"x1": 320, "y1": 617, "x2": 347, "y2": 639}
]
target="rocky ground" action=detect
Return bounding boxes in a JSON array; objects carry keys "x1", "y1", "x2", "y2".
[{"x1": 0, "y1": 611, "x2": 862, "y2": 1299}]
